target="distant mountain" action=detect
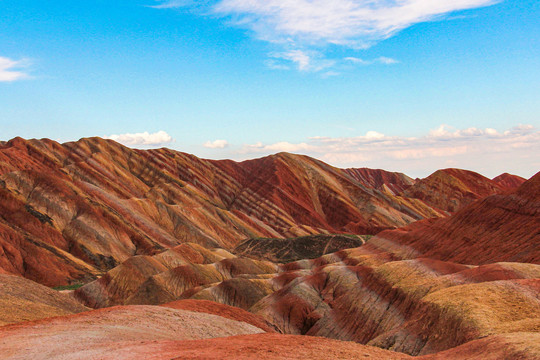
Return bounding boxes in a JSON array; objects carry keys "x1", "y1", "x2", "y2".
[
  {"x1": 343, "y1": 168, "x2": 415, "y2": 195},
  {"x1": 0, "y1": 137, "x2": 446, "y2": 286},
  {"x1": 371, "y1": 171, "x2": 540, "y2": 264},
  {"x1": 492, "y1": 172, "x2": 527, "y2": 189},
  {"x1": 400, "y1": 168, "x2": 507, "y2": 212}
]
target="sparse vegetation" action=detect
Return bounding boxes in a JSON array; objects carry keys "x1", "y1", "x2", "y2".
[{"x1": 53, "y1": 284, "x2": 84, "y2": 291}]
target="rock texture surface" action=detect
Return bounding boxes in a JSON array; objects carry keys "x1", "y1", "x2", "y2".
[
  {"x1": 343, "y1": 168, "x2": 415, "y2": 195},
  {"x1": 493, "y1": 172, "x2": 527, "y2": 189},
  {"x1": 0, "y1": 137, "x2": 452, "y2": 286},
  {"x1": 233, "y1": 234, "x2": 368, "y2": 263},
  {"x1": 401, "y1": 168, "x2": 507, "y2": 212},
  {"x1": 0, "y1": 305, "x2": 265, "y2": 360},
  {"x1": 0, "y1": 136, "x2": 537, "y2": 359},
  {"x1": 0, "y1": 274, "x2": 88, "y2": 326},
  {"x1": 373, "y1": 171, "x2": 540, "y2": 265},
  {"x1": 161, "y1": 299, "x2": 277, "y2": 332}
]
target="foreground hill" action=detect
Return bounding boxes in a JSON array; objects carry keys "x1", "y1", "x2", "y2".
[
  {"x1": 71, "y1": 239, "x2": 540, "y2": 357},
  {"x1": 0, "y1": 137, "x2": 449, "y2": 286},
  {"x1": 3, "y1": 252, "x2": 538, "y2": 359},
  {"x1": 0, "y1": 274, "x2": 88, "y2": 326},
  {"x1": 0, "y1": 304, "x2": 266, "y2": 360}
]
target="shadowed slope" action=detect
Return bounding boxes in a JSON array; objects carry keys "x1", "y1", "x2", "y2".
[
  {"x1": 0, "y1": 274, "x2": 88, "y2": 326},
  {"x1": 233, "y1": 234, "x2": 368, "y2": 263}
]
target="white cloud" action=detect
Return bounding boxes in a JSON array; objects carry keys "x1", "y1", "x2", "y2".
[
  {"x1": 204, "y1": 139, "x2": 229, "y2": 148},
  {"x1": 0, "y1": 56, "x2": 30, "y2": 82},
  {"x1": 150, "y1": 0, "x2": 197, "y2": 9},
  {"x1": 105, "y1": 131, "x2": 174, "y2": 147},
  {"x1": 214, "y1": 0, "x2": 498, "y2": 47},
  {"x1": 156, "y1": 0, "x2": 498, "y2": 48},
  {"x1": 269, "y1": 52, "x2": 396, "y2": 73},
  {"x1": 377, "y1": 56, "x2": 399, "y2": 65},
  {"x1": 235, "y1": 125, "x2": 540, "y2": 178},
  {"x1": 154, "y1": 1, "x2": 496, "y2": 72},
  {"x1": 264, "y1": 59, "x2": 290, "y2": 70},
  {"x1": 345, "y1": 56, "x2": 399, "y2": 65},
  {"x1": 321, "y1": 71, "x2": 341, "y2": 78},
  {"x1": 269, "y1": 50, "x2": 335, "y2": 72},
  {"x1": 241, "y1": 141, "x2": 313, "y2": 154}
]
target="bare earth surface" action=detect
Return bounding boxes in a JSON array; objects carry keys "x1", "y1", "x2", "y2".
[
  {"x1": 0, "y1": 137, "x2": 537, "y2": 359},
  {"x1": 0, "y1": 305, "x2": 265, "y2": 360},
  {"x1": 0, "y1": 137, "x2": 478, "y2": 286},
  {"x1": 0, "y1": 274, "x2": 88, "y2": 326},
  {"x1": 161, "y1": 299, "x2": 277, "y2": 333}
]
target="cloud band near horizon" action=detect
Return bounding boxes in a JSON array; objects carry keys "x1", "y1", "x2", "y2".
[
  {"x1": 106, "y1": 125, "x2": 539, "y2": 178},
  {"x1": 236, "y1": 124, "x2": 539, "y2": 178}
]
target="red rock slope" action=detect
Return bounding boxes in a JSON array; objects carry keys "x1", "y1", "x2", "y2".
[
  {"x1": 248, "y1": 252, "x2": 540, "y2": 356},
  {"x1": 0, "y1": 321, "x2": 410, "y2": 360},
  {"x1": 493, "y1": 172, "x2": 527, "y2": 189},
  {"x1": 0, "y1": 305, "x2": 266, "y2": 360},
  {"x1": 400, "y1": 168, "x2": 506, "y2": 212},
  {"x1": 161, "y1": 299, "x2": 277, "y2": 333},
  {"x1": 372, "y1": 171, "x2": 540, "y2": 265},
  {"x1": 0, "y1": 137, "x2": 443, "y2": 286},
  {"x1": 344, "y1": 168, "x2": 415, "y2": 195}
]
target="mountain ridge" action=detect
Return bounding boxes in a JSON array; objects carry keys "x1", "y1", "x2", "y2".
[{"x1": 0, "y1": 136, "x2": 525, "y2": 286}]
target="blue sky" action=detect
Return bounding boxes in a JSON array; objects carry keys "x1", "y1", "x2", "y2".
[{"x1": 1, "y1": 0, "x2": 539, "y2": 177}]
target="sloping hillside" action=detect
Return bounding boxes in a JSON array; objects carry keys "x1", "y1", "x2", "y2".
[
  {"x1": 401, "y1": 168, "x2": 506, "y2": 212},
  {"x1": 0, "y1": 274, "x2": 89, "y2": 326},
  {"x1": 0, "y1": 137, "x2": 446, "y2": 286},
  {"x1": 372, "y1": 171, "x2": 540, "y2": 265}
]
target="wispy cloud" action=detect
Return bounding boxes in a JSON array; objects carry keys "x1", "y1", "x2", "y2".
[
  {"x1": 155, "y1": 0, "x2": 498, "y2": 47},
  {"x1": 345, "y1": 56, "x2": 399, "y2": 65},
  {"x1": 153, "y1": 1, "x2": 496, "y2": 72},
  {"x1": 105, "y1": 130, "x2": 174, "y2": 147},
  {"x1": 150, "y1": 0, "x2": 198, "y2": 9},
  {"x1": 241, "y1": 141, "x2": 313, "y2": 154},
  {"x1": 267, "y1": 52, "x2": 397, "y2": 74},
  {"x1": 204, "y1": 139, "x2": 229, "y2": 148},
  {"x1": 269, "y1": 50, "x2": 335, "y2": 72},
  {"x1": 0, "y1": 56, "x2": 31, "y2": 82},
  {"x1": 237, "y1": 125, "x2": 540, "y2": 178}
]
